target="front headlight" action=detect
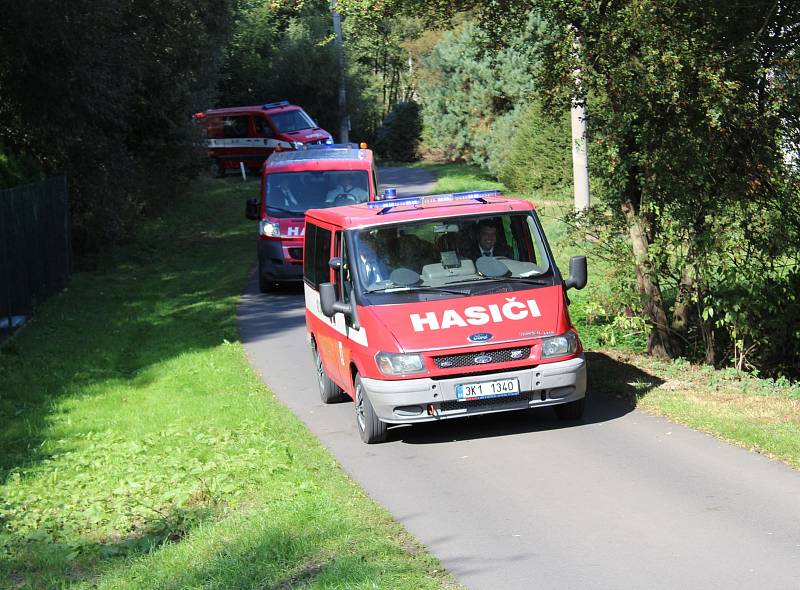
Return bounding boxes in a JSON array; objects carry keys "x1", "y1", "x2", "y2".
[
  {"x1": 375, "y1": 352, "x2": 427, "y2": 376},
  {"x1": 292, "y1": 141, "x2": 304, "y2": 149},
  {"x1": 259, "y1": 219, "x2": 281, "y2": 237},
  {"x1": 541, "y1": 331, "x2": 578, "y2": 359},
  {"x1": 324, "y1": 137, "x2": 334, "y2": 145}
]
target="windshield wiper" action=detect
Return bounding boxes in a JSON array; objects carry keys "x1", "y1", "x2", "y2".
[
  {"x1": 266, "y1": 206, "x2": 304, "y2": 216},
  {"x1": 446, "y1": 276, "x2": 551, "y2": 286},
  {"x1": 366, "y1": 285, "x2": 470, "y2": 296}
]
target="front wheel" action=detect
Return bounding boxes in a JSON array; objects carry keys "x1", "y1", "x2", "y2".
[
  {"x1": 354, "y1": 375, "x2": 387, "y2": 444},
  {"x1": 314, "y1": 346, "x2": 346, "y2": 403},
  {"x1": 554, "y1": 397, "x2": 585, "y2": 421},
  {"x1": 258, "y1": 260, "x2": 274, "y2": 293},
  {"x1": 210, "y1": 159, "x2": 225, "y2": 178}
]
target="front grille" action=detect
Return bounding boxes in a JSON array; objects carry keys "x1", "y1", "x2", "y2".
[
  {"x1": 439, "y1": 391, "x2": 536, "y2": 412},
  {"x1": 433, "y1": 346, "x2": 531, "y2": 369},
  {"x1": 288, "y1": 247, "x2": 303, "y2": 260}
]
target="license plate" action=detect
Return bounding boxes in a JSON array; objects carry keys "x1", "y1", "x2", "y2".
[{"x1": 456, "y1": 378, "x2": 520, "y2": 401}]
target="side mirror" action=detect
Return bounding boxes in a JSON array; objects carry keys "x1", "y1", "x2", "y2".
[
  {"x1": 319, "y1": 282, "x2": 352, "y2": 318},
  {"x1": 245, "y1": 197, "x2": 260, "y2": 220},
  {"x1": 564, "y1": 255, "x2": 587, "y2": 290},
  {"x1": 328, "y1": 257, "x2": 343, "y2": 271}
]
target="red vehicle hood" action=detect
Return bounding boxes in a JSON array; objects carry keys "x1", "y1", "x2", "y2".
[
  {"x1": 282, "y1": 128, "x2": 332, "y2": 143},
  {"x1": 366, "y1": 285, "x2": 566, "y2": 353}
]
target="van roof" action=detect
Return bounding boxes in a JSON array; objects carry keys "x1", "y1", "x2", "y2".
[
  {"x1": 306, "y1": 192, "x2": 534, "y2": 229},
  {"x1": 265, "y1": 147, "x2": 373, "y2": 171},
  {"x1": 206, "y1": 103, "x2": 300, "y2": 116}
]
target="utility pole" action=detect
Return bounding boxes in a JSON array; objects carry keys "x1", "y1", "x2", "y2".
[
  {"x1": 331, "y1": 0, "x2": 349, "y2": 143},
  {"x1": 571, "y1": 99, "x2": 590, "y2": 211},
  {"x1": 570, "y1": 28, "x2": 590, "y2": 211}
]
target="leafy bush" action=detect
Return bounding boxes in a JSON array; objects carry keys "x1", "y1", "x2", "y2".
[
  {"x1": 496, "y1": 101, "x2": 572, "y2": 194},
  {"x1": 417, "y1": 16, "x2": 543, "y2": 169},
  {"x1": 0, "y1": 143, "x2": 44, "y2": 189},
  {"x1": 373, "y1": 101, "x2": 422, "y2": 161}
]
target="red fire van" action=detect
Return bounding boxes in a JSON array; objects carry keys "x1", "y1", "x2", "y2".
[
  {"x1": 195, "y1": 101, "x2": 333, "y2": 177},
  {"x1": 303, "y1": 190, "x2": 588, "y2": 443},
  {"x1": 245, "y1": 144, "x2": 381, "y2": 292}
]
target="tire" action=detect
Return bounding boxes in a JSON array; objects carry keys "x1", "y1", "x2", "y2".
[
  {"x1": 258, "y1": 260, "x2": 274, "y2": 293},
  {"x1": 210, "y1": 159, "x2": 225, "y2": 178},
  {"x1": 314, "y1": 345, "x2": 345, "y2": 403},
  {"x1": 354, "y1": 374, "x2": 387, "y2": 444},
  {"x1": 554, "y1": 397, "x2": 585, "y2": 421}
]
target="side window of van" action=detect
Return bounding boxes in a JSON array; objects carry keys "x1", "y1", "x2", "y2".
[
  {"x1": 304, "y1": 223, "x2": 317, "y2": 285},
  {"x1": 304, "y1": 223, "x2": 332, "y2": 287},
  {"x1": 314, "y1": 227, "x2": 333, "y2": 285},
  {"x1": 334, "y1": 232, "x2": 353, "y2": 305},
  {"x1": 253, "y1": 116, "x2": 275, "y2": 138},
  {"x1": 223, "y1": 116, "x2": 248, "y2": 139}
]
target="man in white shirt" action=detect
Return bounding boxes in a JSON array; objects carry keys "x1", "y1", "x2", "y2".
[{"x1": 326, "y1": 171, "x2": 369, "y2": 204}]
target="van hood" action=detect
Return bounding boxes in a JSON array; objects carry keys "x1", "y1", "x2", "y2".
[
  {"x1": 366, "y1": 285, "x2": 566, "y2": 353},
  {"x1": 285, "y1": 128, "x2": 332, "y2": 144}
]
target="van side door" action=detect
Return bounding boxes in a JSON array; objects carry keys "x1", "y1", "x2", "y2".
[{"x1": 305, "y1": 222, "x2": 344, "y2": 387}]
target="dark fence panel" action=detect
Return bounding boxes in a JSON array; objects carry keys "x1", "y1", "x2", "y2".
[{"x1": 0, "y1": 176, "x2": 71, "y2": 328}]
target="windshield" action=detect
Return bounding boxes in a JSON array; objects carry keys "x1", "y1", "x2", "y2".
[
  {"x1": 352, "y1": 212, "x2": 554, "y2": 300},
  {"x1": 266, "y1": 170, "x2": 370, "y2": 217},
  {"x1": 269, "y1": 109, "x2": 317, "y2": 133}
]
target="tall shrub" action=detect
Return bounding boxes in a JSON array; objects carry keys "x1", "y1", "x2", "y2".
[
  {"x1": 373, "y1": 101, "x2": 422, "y2": 161},
  {"x1": 496, "y1": 101, "x2": 571, "y2": 194}
]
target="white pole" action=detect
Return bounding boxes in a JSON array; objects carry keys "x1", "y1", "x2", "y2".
[
  {"x1": 331, "y1": 0, "x2": 349, "y2": 143},
  {"x1": 570, "y1": 27, "x2": 590, "y2": 211},
  {"x1": 571, "y1": 100, "x2": 590, "y2": 211},
  {"x1": 239, "y1": 161, "x2": 247, "y2": 181}
]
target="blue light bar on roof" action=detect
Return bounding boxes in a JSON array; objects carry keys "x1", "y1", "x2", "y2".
[
  {"x1": 262, "y1": 100, "x2": 290, "y2": 109},
  {"x1": 367, "y1": 189, "x2": 502, "y2": 210}
]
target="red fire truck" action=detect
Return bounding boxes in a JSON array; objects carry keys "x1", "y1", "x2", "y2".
[
  {"x1": 196, "y1": 101, "x2": 333, "y2": 177},
  {"x1": 245, "y1": 144, "x2": 381, "y2": 292},
  {"x1": 303, "y1": 190, "x2": 589, "y2": 443}
]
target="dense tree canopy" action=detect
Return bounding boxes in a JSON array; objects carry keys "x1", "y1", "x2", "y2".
[
  {"x1": 0, "y1": 0, "x2": 234, "y2": 254},
  {"x1": 342, "y1": 0, "x2": 800, "y2": 376}
]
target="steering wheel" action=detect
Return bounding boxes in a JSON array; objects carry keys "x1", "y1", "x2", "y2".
[{"x1": 334, "y1": 192, "x2": 359, "y2": 205}]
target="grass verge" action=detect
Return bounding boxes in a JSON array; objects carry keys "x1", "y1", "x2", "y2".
[
  {"x1": 0, "y1": 176, "x2": 459, "y2": 589},
  {"x1": 423, "y1": 162, "x2": 800, "y2": 469}
]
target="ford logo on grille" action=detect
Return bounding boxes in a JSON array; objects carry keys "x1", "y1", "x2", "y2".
[
  {"x1": 468, "y1": 332, "x2": 493, "y2": 343},
  {"x1": 474, "y1": 354, "x2": 493, "y2": 364}
]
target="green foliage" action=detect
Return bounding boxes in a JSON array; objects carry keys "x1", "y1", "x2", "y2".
[
  {"x1": 0, "y1": 0, "x2": 233, "y2": 257},
  {"x1": 496, "y1": 101, "x2": 572, "y2": 194},
  {"x1": 374, "y1": 101, "x2": 422, "y2": 161},
  {"x1": 417, "y1": 15, "x2": 543, "y2": 170},
  {"x1": 219, "y1": 2, "x2": 388, "y2": 144},
  {"x1": 0, "y1": 143, "x2": 44, "y2": 189}
]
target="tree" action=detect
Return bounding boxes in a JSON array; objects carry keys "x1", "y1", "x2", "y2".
[{"x1": 0, "y1": 0, "x2": 234, "y2": 254}]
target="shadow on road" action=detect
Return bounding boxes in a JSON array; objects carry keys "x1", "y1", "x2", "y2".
[{"x1": 390, "y1": 351, "x2": 664, "y2": 445}]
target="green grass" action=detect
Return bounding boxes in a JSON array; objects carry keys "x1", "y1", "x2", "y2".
[
  {"x1": 420, "y1": 162, "x2": 800, "y2": 468},
  {"x1": 0, "y1": 177, "x2": 458, "y2": 589}
]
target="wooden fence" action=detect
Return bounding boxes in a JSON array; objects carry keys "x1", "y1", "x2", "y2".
[{"x1": 0, "y1": 176, "x2": 71, "y2": 331}]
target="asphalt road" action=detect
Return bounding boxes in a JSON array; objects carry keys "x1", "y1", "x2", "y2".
[{"x1": 239, "y1": 168, "x2": 800, "y2": 590}]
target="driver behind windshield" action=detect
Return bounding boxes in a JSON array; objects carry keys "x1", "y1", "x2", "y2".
[{"x1": 326, "y1": 171, "x2": 369, "y2": 204}]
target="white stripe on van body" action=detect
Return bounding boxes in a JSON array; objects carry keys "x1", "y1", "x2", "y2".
[
  {"x1": 304, "y1": 283, "x2": 369, "y2": 347},
  {"x1": 208, "y1": 138, "x2": 293, "y2": 149}
]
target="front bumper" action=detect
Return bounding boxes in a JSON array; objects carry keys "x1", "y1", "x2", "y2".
[
  {"x1": 359, "y1": 354, "x2": 587, "y2": 423},
  {"x1": 257, "y1": 239, "x2": 304, "y2": 282}
]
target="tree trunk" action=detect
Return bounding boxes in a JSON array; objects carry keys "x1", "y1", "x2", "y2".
[
  {"x1": 622, "y1": 200, "x2": 680, "y2": 359},
  {"x1": 671, "y1": 263, "x2": 694, "y2": 335}
]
